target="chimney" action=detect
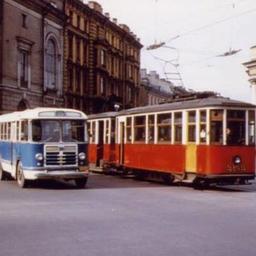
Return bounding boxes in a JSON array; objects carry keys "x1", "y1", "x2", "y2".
[
  {"x1": 112, "y1": 18, "x2": 118, "y2": 24},
  {"x1": 104, "y1": 12, "x2": 110, "y2": 19},
  {"x1": 119, "y1": 24, "x2": 130, "y2": 32},
  {"x1": 88, "y1": 1, "x2": 103, "y2": 13}
]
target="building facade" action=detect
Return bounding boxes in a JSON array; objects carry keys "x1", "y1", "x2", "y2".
[
  {"x1": 243, "y1": 46, "x2": 256, "y2": 104},
  {"x1": 0, "y1": 0, "x2": 65, "y2": 114},
  {"x1": 64, "y1": 0, "x2": 142, "y2": 114},
  {"x1": 139, "y1": 69, "x2": 189, "y2": 106}
]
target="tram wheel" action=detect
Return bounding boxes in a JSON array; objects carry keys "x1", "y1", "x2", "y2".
[
  {"x1": 16, "y1": 162, "x2": 28, "y2": 188},
  {"x1": 75, "y1": 178, "x2": 88, "y2": 189},
  {"x1": 162, "y1": 174, "x2": 174, "y2": 185}
]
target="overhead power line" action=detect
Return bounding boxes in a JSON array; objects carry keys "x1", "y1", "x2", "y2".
[{"x1": 166, "y1": 7, "x2": 256, "y2": 43}]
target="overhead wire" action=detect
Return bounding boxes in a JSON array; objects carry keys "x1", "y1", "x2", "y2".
[{"x1": 165, "y1": 6, "x2": 256, "y2": 43}]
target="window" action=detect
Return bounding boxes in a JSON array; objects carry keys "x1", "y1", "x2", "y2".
[
  {"x1": 22, "y1": 14, "x2": 27, "y2": 28},
  {"x1": 7, "y1": 123, "x2": 11, "y2": 141},
  {"x1": 46, "y1": 39, "x2": 57, "y2": 90},
  {"x1": 77, "y1": 15, "x2": 81, "y2": 29},
  {"x1": 187, "y1": 111, "x2": 196, "y2": 142},
  {"x1": 105, "y1": 120, "x2": 110, "y2": 144},
  {"x1": 148, "y1": 115, "x2": 155, "y2": 143},
  {"x1": 111, "y1": 119, "x2": 116, "y2": 144},
  {"x1": 126, "y1": 117, "x2": 132, "y2": 143},
  {"x1": 76, "y1": 39, "x2": 80, "y2": 62},
  {"x1": 174, "y1": 112, "x2": 182, "y2": 143},
  {"x1": 134, "y1": 116, "x2": 145, "y2": 142},
  {"x1": 76, "y1": 68, "x2": 80, "y2": 92},
  {"x1": 100, "y1": 49, "x2": 106, "y2": 66},
  {"x1": 199, "y1": 110, "x2": 207, "y2": 143},
  {"x1": 20, "y1": 120, "x2": 28, "y2": 141},
  {"x1": 157, "y1": 113, "x2": 172, "y2": 143},
  {"x1": 68, "y1": 34, "x2": 73, "y2": 59},
  {"x1": 99, "y1": 76, "x2": 105, "y2": 95},
  {"x1": 91, "y1": 122, "x2": 96, "y2": 143},
  {"x1": 210, "y1": 110, "x2": 223, "y2": 144},
  {"x1": 248, "y1": 110, "x2": 255, "y2": 145},
  {"x1": 226, "y1": 110, "x2": 245, "y2": 145},
  {"x1": 19, "y1": 50, "x2": 28, "y2": 88}
]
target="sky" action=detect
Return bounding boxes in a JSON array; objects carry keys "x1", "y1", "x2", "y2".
[{"x1": 93, "y1": 0, "x2": 256, "y2": 103}]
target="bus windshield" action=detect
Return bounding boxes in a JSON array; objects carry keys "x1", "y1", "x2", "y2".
[{"x1": 32, "y1": 120, "x2": 87, "y2": 142}]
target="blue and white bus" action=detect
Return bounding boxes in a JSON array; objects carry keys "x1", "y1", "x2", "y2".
[{"x1": 0, "y1": 108, "x2": 89, "y2": 188}]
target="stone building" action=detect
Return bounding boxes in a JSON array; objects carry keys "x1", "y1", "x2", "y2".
[
  {"x1": 0, "y1": 0, "x2": 66, "y2": 114},
  {"x1": 64, "y1": 0, "x2": 142, "y2": 113},
  {"x1": 243, "y1": 46, "x2": 256, "y2": 104},
  {"x1": 139, "y1": 69, "x2": 189, "y2": 106}
]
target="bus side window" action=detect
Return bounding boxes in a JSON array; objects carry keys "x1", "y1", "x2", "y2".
[{"x1": 20, "y1": 120, "x2": 28, "y2": 141}]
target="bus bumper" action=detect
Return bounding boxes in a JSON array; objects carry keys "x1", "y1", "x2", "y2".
[{"x1": 23, "y1": 167, "x2": 89, "y2": 180}]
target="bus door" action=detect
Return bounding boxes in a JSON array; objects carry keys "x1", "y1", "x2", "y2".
[
  {"x1": 119, "y1": 122, "x2": 125, "y2": 165},
  {"x1": 96, "y1": 121, "x2": 104, "y2": 167}
]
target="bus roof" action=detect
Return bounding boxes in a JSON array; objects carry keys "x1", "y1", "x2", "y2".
[{"x1": 0, "y1": 108, "x2": 88, "y2": 122}]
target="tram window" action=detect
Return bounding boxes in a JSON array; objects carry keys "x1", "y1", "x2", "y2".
[
  {"x1": 210, "y1": 110, "x2": 223, "y2": 144},
  {"x1": 126, "y1": 117, "x2": 132, "y2": 143},
  {"x1": 105, "y1": 120, "x2": 110, "y2": 144},
  {"x1": 199, "y1": 111, "x2": 207, "y2": 143},
  {"x1": 91, "y1": 122, "x2": 96, "y2": 143},
  {"x1": 134, "y1": 116, "x2": 145, "y2": 142},
  {"x1": 148, "y1": 115, "x2": 155, "y2": 143},
  {"x1": 188, "y1": 111, "x2": 196, "y2": 142},
  {"x1": 111, "y1": 119, "x2": 116, "y2": 144},
  {"x1": 174, "y1": 112, "x2": 182, "y2": 143},
  {"x1": 157, "y1": 113, "x2": 171, "y2": 143},
  {"x1": 248, "y1": 110, "x2": 255, "y2": 145},
  {"x1": 226, "y1": 110, "x2": 245, "y2": 145},
  {"x1": 20, "y1": 120, "x2": 28, "y2": 141}
]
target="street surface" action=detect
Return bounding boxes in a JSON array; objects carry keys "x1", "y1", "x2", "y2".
[{"x1": 1, "y1": 173, "x2": 256, "y2": 256}]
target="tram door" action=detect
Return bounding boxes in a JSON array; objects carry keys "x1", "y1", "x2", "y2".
[
  {"x1": 186, "y1": 145, "x2": 197, "y2": 173},
  {"x1": 119, "y1": 122, "x2": 125, "y2": 165},
  {"x1": 96, "y1": 121, "x2": 104, "y2": 167}
]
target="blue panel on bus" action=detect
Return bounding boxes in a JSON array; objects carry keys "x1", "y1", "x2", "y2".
[
  {"x1": 0, "y1": 142, "x2": 44, "y2": 168},
  {"x1": 14, "y1": 143, "x2": 44, "y2": 168}
]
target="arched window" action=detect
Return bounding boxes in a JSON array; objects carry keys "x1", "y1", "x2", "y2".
[{"x1": 46, "y1": 39, "x2": 57, "y2": 89}]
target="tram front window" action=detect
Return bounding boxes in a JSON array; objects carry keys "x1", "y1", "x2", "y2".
[
  {"x1": 32, "y1": 120, "x2": 86, "y2": 142},
  {"x1": 226, "y1": 110, "x2": 245, "y2": 145}
]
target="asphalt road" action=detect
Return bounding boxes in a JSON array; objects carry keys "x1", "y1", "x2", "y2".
[{"x1": 1, "y1": 173, "x2": 256, "y2": 256}]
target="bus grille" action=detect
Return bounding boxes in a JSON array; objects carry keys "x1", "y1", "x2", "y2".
[{"x1": 45, "y1": 145, "x2": 77, "y2": 166}]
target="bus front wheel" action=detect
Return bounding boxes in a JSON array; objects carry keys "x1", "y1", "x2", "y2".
[
  {"x1": 74, "y1": 178, "x2": 88, "y2": 189},
  {"x1": 0, "y1": 166, "x2": 8, "y2": 181},
  {"x1": 16, "y1": 163, "x2": 28, "y2": 188}
]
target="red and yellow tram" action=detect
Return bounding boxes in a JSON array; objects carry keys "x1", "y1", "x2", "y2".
[{"x1": 88, "y1": 96, "x2": 256, "y2": 186}]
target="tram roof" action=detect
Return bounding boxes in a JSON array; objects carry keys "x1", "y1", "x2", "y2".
[
  {"x1": 88, "y1": 111, "x2": 119, "y2": 120},
  {"x1": 119, "y1": 96, "x2": 256, "y2": 116},
  {"x1": 0, "y1": 108, "x2": 87, "y2": 122}
]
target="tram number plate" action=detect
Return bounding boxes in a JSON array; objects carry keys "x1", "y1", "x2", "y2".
[{"x1": 226, "y1": 164, "x2": 246, "y2": 173}]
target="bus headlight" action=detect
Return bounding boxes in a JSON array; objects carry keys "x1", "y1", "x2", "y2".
[
  {"x1": 233, "y1": 155, "x2": 241, "y2": 165},
  {"x1": 79, "y1": 152, "x2": 86, "y2": 160},
  {"x1": 35, "y1": 153, "x2": 43, "y2": 161}
]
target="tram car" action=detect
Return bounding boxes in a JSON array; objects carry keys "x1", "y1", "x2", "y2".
[
  {"x1": 88, "y1": 112, "x2": 119, "y2": 173},
  {"x1": 88, "y1": 96, "x2": 256, "y2": 186}
]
